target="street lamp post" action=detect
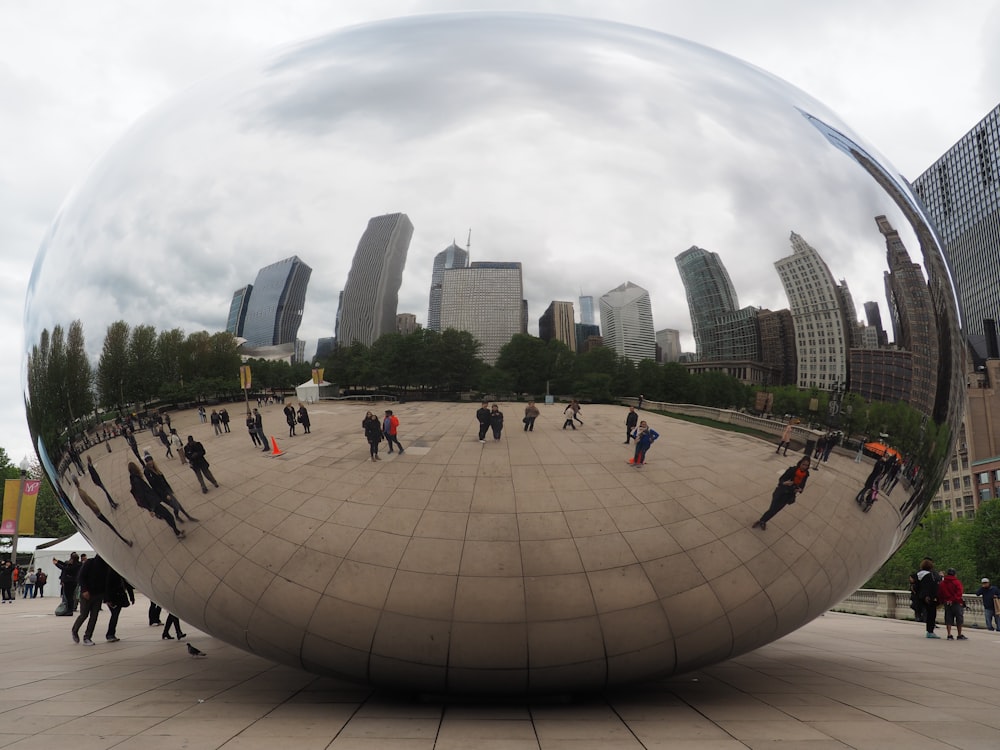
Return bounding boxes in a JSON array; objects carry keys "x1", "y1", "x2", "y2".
[{"x1": 9, "y1": 456, "x2": 31, "y2": 565}]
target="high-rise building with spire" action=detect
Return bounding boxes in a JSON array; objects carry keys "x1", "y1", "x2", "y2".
[
  {"x1": 427, "y1": 242, "x2": 469, "y2": 332},
  {"x1": 338, "y1": 213, "x2": 414, "y2": 347}
]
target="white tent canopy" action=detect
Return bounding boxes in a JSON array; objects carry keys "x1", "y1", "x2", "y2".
[
  {"x1": 295, "y1": 379, "x2": 335, "y2": 403},
  {"x1": 29, "y1": 531, "x2": 94, "y2": 577}
]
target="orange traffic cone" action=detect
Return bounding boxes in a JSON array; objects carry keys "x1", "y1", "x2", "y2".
[{"x1": 270, "y1": 436, "x2": 283, "y2": 456}]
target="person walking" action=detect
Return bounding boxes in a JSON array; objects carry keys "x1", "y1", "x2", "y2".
[
  {"x1": 169, "y1": 429, "x2": 187, "y2": 464},
  {"x1": 246, "y1": 411, "x2": 262, "y2": 447},
  {"x1": 629, "y1": 420, "x2": 659, "y2": 466},
  {"x1": 85, "y1": 455, "x2": 119, "y2": 509},
  {"x1": 144, "y1": 456, "x2": 199, "y2": 522},
  {"x1": 624, "y1": 406, "x2": 638, "y2": 444},
  {"x1": 219, "y1": 408, "x2": 231, "y2": 433},
  {"x1": 752, "y1": 456, "x2": 811, "y2": 531},
  {"x1": 72, "y1": 554, "x2": 110, "y2": 646},
  {"x1": 363, "y1": 411, "x2": 383, "y2": 461},
  {"x1": 975, "y1": 578, "x2": 1000, "y2": 631},
  {"x1": 938, "y1": 568, "x2": 967, "y2": 640},
  {"x1": 489, "y1": 404, "x2": 504, "y2": 441},
  {"x1": 915, "y1": 557, "x2": 943, "y2": 638},
  {"x1": 476, "y1": 402, "x2": 491, "y2": 443},
  {"x1": 104, "y1": 567, "x2": 134, "y2": 643},
  {"x1": 383, "y1": 410, "x2": 404, "y2": 454},
  {"x1": 148, "y1": 600, "x2": 163, "y2": 627},
  {"x1": 162, "y1": 612, "x2": 187, "y2": 640},
  {"x1": 184, "y1": 436, "x2": 220, "y2": 493},
  {"x1": 284, "y1": 403, "x2": 297, "y2": 437},
  {"x1": 562, "y1": 402, "x2": 577, "y2": 430},
  {"x1": 297, "y1": 404, "x2": 311, "y2": 434},
  {"x1": 210, "y1": 409, "x2": 223, "y2": 436},
  {"x1": 776, "y1": 421, "x2": 794, "y2": 456},
  {"x1": 252, "y1": 408, "x2": 268, "y2": 451},
  {"x1": 523, "y1": 402, "x2": 539, "y2": 432},
  {"x1": 72, "y1": 477, "x2": 133, "y2": 547}
]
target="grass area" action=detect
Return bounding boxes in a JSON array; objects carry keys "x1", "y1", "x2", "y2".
[{"x1": 649, "y1": 409, "x2": 777, "y2": 443}]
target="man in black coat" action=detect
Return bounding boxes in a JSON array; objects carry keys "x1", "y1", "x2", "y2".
[
  {"x1": 53, "y1": 552, "x2": 82, "y2": 614},
  {"x1": 476, "y1": 402, "x2": 491, "y2": 443},
  {"x1": 72, "y1": 555, "x2": 110, "y2": 645},
  {"x1": 184, "y1": 436, "x2": 220, "y2": 493},
  {"x1": 624, "y1": 406, "x2": 639, "y2": 444}
]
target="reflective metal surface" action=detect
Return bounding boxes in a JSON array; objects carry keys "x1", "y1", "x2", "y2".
[{"x1": 23, "y1": 13, "x2": 961, "y2": 693}]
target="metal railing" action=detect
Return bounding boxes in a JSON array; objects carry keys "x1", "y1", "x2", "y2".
[{"x1": 833, "y1": 589, "x2": 994, "y2": 627}]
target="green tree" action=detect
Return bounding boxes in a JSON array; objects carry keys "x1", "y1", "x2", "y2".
[
  {"x1": 496, "y1": 334, "x2": 548, "y2": 396},
  {"x1": 964, "y1": 498, "x2": 1000, "y2": 581}
]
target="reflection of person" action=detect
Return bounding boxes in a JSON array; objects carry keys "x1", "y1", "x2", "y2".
[
  {"x1": 86, "y1": 455, "x2": 119, "y2": 508},
  {"x1": 476, "y1": 402, "x2": 491, "y2": 443},
  {"x1": 624, "y1": 406, "x2": 638, "y2": 444},
  {"x1": 629, "y1": 421, "x2": 659, "y2": 466},
  {"x1": 489, "y1": 404, "x2": 504, "y2": 440},
  {"x1": 383, "y1": 410, "x2": 404, "y2": 453},
  {"x1": 363, "y1": 411, "x2": 383, "y2": 461},
  {"x1": 776, "y1": 421, "x2": 794, "y2": 456},
  {"x1": 144, "y1": 456, "x2": 199, "y2": 522},
  {"x1": 128, "y1": 461, "x2": 185, "y2": 539},
  {"x1": 523, "y1": 402, "x2": 539, "y2": 432},
  {"x1": 72, "y1": 477, "x2": 133, "y2": 547},
  {"x1": 975, "y1": 578, "x2": 1000, "y2": 631},
  {"x1": 752, "y1": 456, "x2": 810, "y2": 530},
  {"x1": 184, "y1": 437, "x2": 219, "y2": 493},
  {"x1": 938, "y1": 568, "x2": 967, "y2": 640},
  {"x1": 915, "y1": 558, "x2": 942, "y2": 638}
]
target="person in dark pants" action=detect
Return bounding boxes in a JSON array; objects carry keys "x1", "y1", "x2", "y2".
[
  {"x1": 915, "y1": 557, "x2": 943, "y2": 638},
  {"x1": 752, "y1": 456, "x2": 810, "y2": 531},
  {"x1": 363, "y1": 411, "x2": 383, "y2": 461},
  {"x1": 523, "y1": 402, "x2": 539, "y2": 432},
  {"x1": 72, "y1": 555, "x2": 110, "y2": 646},
  {"x1": 624, "y1": 406, "x2": 638, "y2": 444},
  {"x1": 489, "y1": 404, "x2": 504, "y2": 441},
  {"x1": 383, "y1": 410, "x2": 404, "y2": 453},
  {"x1": 149, "y1": 600, "x2": 163, "y2": 626},
  {"x1": 128, "y1": 462, "x2": 185, "y2": 539},
  {"x1": 297, "y1": 404, "x2": 311, "y2": 434},
  {"x1": 184, "y1": 436, "x2": 219, "y2": 493},
  {"x1": 86, "y1": 455, "x2": 119, "y2": 508},
  {"x1": 253, "y1": 409, "x2": 268, "y2": 451},
  {"x1": 104, "y1": 568, "x2": 134, "y2": 642},
  {"x1": 53, "y1": 552, "x2": 81, "y2": 613},
  {"x1": 476, "y1": 402, "x2": 491, "y2": 443},
  {"x1": 162, "y1": 613, "x2": 187, "y2": 640}
]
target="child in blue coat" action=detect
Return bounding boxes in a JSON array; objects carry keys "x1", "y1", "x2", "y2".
[{"x1": 629, "y1": 421, "x2": 659, "y2": 466}]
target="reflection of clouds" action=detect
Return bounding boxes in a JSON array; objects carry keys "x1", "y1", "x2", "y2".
[{"x1": 25, "y1": 12, "x2": 922, "y2": 362}]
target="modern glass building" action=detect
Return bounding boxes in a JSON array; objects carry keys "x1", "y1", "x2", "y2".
[
  {"x1": 578, "y1": 295, "x2": 595, "y2": 326},
  {"x1": 226, "y1": 284, "x2": 252, "y2": 337},
  {"x1": 539, "y1": 301, "x2": 577, "y2": 352},
  {"x1": 240, "y1": 256, "x2": 312, "y2": 348},
  {"x1": 338, "y1": 213, "x2": 414, "y2": 348},
  {"x1": 912, "y1": 104, "x2": 1000, "y2": 354},
  {"x1": 427, "y1": 242, "x2": 469, "y2": 332},
  {"x1": 675, "y1": 246, "x2": 740, "y2": 361},
  {"x1": 599, "y1": 281, "x2": 655, "y2": 363},
  {"x1": 440, "y1": 261, "x2": 523, "y2": 365}
]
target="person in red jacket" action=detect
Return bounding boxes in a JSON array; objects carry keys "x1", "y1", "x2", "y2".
[{"x1": 938, "y1": 568, "x2": 967, "y2": 640}]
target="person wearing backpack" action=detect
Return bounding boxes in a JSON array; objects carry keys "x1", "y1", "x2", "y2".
[
  {"x1": 915, "y1": 557, "x2": 943, "y2": 639},
  {"x1": 35, "y1": 569, "x2": 47, "y2": 598}
]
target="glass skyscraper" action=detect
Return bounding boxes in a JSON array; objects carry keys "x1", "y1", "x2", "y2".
[
  {"x1": 338, "y1": 213, "x2": 414, "y2": 348},
  {"x1": 240, "y1": 256, "x2": 312, "y2": 347},
  {"x1": 427, "y1": 242, "x2": 469, "y2": 332},
  {"x1": 599, "y1": 281, "x2": 655, "y2": 363},
  {"x1": 440, "y1": 261, "x2": 523, "y2": 364},
  {"x1": 226, "y1": 284, "x2": 252, "y2": 337},
  {"x1": 675, "y1": 246, "x2": 740, "y2": 360}
]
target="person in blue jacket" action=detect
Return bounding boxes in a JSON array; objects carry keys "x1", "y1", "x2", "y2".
[{"x1": 629, "y1": 421, "x2": 659, "y2": 466}]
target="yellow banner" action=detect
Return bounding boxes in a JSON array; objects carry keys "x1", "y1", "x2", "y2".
[
  {"x1": 239, "y1": 365, "x2": 252, "y2": 390},
  {"x1": 312, "y1": 367, "x2": 324, "y2": 384},
  {"x1": 1, "y1": 478, "x2": 41, "y2": 536}
]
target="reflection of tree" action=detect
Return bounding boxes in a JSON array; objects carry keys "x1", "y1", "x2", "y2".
[
  {"x1": 97, "y1": 320, "x2": 130, "y2": 411},
  {"x1": 25, "y1": 321, "x2": 94, "y2": 450}
]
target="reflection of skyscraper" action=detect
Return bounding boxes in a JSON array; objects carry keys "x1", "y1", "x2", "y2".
[
  {"x1": 879, "y1": 215, "x2": 938, "y2": 415},
  {"x1": 656, "y1": 328, "x2": 681, "y2": 363},
  {"x1": 241, "y1": 256, "x2": 312, "y2": 347},
  {"x1": 396, "y1": 313, "x2": 418, "y2": 335},
  {"x1": 579, "y1": 295, "x2": 595, "y2": 326},
  {"x1": 863, "y1": 301, "x2": 889, "y2": 346},
  {"x1": 440, "y1": 262, "x2": 523, "y2": 365},
  {"x1": 575, "y1": 323, "x2": 600, "y2": 352},
  {"x1": 775, "y1": 233, "x2": 849, "y2": 390},
  {"x1": 599, "y1": 281, "x2": 655, "y2": 363},
  {"x1": 757, "y1": 309, "x2": 797, "y2": 386},
  {"x1": 427, "y1": 242, "x2": 469, "y2": 332},
  {"x1": 226, "y1": 284, "x2": 252, "y2": 337},
  {"x1": 675, "y1": 246, "x2": 740, "y2": 360},
  {"x1": 913, "y1": 104, "x2": 1000, "y2": 350},
  {"x1": 539, "y1": 301, "x2": 577, "y2": 352},
  {"x1": 338, "y1": 213, "x2": 414, "y2": 348}
]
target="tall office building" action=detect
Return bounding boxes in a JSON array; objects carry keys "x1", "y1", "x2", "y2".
[
  {"x1": 427, "y1": 242, "x2": 469, "y2": 332},
  {"x1": 579, "y1": 295, "x2": 595, "y2": 326},
  {"x1": 240, "y1": 256, "x2": 312, "y2": 348},
  {"x1": 675, "y1": 246, "x2": 741, "y2": 360},
  {"x1": 396, "y1": 313, "x2": 418, "y2": 335},
  {"x1": 440, "y1": 262, "x2": 523, "y2": 365},
  {"x1": 656, "y1": 328, "x2": 681, "y2": 363},
  {"x1": 774, "y1": 232, "x2": 849, "y2": 390},
  {"x1": 575, "y1": 323, "x2": 600, "y2": 352},
  {"x1": 338, "y1": 213, "x2": 414, "y2": 347},
  {"x1": 912, "y1": 104, "x2": 1000, "y2": 350},
  {"x1": 539, "y1": 301, "x2": 577, "y2": 352},
  {"x1": 599, "y1": 281, "x2": 655, "y2": 363},
  {"x1": 863, "y1": 301, "x2": 889, "y2": 347},
  {"x1": 226, "y1": 284, "x2": 253, "y2": 337}
]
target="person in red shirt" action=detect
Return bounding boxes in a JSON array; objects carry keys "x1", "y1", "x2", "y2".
[
  {"x1": 938, "y1": 568, "x2": 967, "y2": 640},
  {"x1": 383, "y1": 410, "x2": 404, "y2": 454}
]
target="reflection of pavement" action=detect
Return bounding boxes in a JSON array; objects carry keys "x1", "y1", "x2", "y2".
[
  {"x1": 5, "y1": 596, "x2": 999, "y2": 746},
  {"x1": 71, "y1": 401, "x2": 908, "y2": 688}
]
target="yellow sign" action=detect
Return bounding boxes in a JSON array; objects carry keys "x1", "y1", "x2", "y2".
[
  {"x1": 239, "y1": 365, "x2": 252, "y2": 390},
  {"x1": 1, "y1": 478, "x2": 41, "y2": 536},
  {"x1": 312, "y1": 367, "x2": 324, "y2": 384}
]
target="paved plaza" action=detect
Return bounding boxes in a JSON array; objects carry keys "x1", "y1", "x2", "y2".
[{"x1": 2, "y1": 596, "x2": 999, "y2": 749}]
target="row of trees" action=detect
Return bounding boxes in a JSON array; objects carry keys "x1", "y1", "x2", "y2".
[{"x1": 865, "y1": 501, "x2": 1000, "y2": 590}]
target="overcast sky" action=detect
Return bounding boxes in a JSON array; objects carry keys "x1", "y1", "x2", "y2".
[{"x1": 3, "y1": 1, "x2": 999, "y2": 466}]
